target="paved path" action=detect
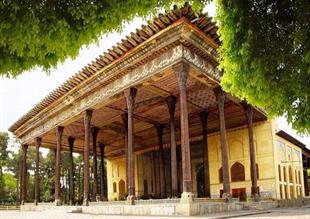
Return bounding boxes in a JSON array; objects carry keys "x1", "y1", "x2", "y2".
[{"x1": 0, "y1": 206, "x2": 309, "y2": 219}]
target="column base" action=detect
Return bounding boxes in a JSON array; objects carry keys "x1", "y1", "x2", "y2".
[
  {"x1": 180, "y1": 192, "x2": 194, "y2": 203},
  {"x1": 83, "y1": 198, "x2": 89, "y2": 206},
  {"x1": 222, "y1": 193, "x2": 232, "y2": 202},
  {"x1": 171, "y1": 189, "x2": 178, "y2": 198},
  {"x1": 54, "y1": 199, "x2": 62, "y2": 206},
  {"x1": 34, "y1": 200, "x2": 38, "y2": 206},
  {"x1": 126, "y1": 195, "x2": 135, "y2": 205},
  {"x1": 95, "y1": 194, "x2": 101, "y2": 202},
  {"x1": 252, "y1": 193, "x2": 260, "y2": 202}
]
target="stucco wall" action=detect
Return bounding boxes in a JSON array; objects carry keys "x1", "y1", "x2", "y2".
[{"x1": 106, "y1": 120, "x2": 304, "y2": 201}]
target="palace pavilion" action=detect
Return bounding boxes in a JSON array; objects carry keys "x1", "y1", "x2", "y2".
[{"x1": 9, "y1": 4, "x2": 310, "y2": 215}]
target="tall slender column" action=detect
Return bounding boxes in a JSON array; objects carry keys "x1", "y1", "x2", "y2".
[
  {"x1": 91, "y1": 127, "x2": 99, "y2": 201},
  {"x1": 99, "y1": 143, "x2": 107, "y2": 201},
  {"x1": 121, "y1": 113, "x2": 128, "y2": 192},
  {"x1": 167, "y1": 96, "x2": 178, "y2": 197},
  {"x1": 173, "y1": 62, "x2": 193, "y2": 201},
  {"x1": 21, "y1": 144, "x2": 28, "y2": 205},
  {"x1": 124, "y1": 87, "x2": 137, "y2": 204},
  {"x1": 151, "y1": 152, "x2": 157, "y2": 196},
  {"x1": 34, "y1": 137, "x2": 41, "y2": 205},
  {"x1": 68, "y1": 137, "x2": 75, "y2": 205},
  {"x1": 200, "y1": 111, "x2": 210, "y2": 198},
  {"x1": 83, "y1": 110, "x2": 92, "y2": 206},
  {"x1": 55, "y1": 126, "x2": 63, "y2": 205},
  {"x1": 242, "y1": 103, "x2": 259, "y2": 201},
  {"x1": 156, "y1": 124, "x2": 166, "y2": 198},
  {"x1": 214, "y1": 87, "x2": 231, "y2": 200}
]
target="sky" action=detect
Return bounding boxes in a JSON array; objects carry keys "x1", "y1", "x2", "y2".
[{"x1": 0, "y1": 3, "x2": 309, "y2": 149}]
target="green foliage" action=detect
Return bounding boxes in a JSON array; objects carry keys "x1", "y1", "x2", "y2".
[
  {"x1": 215, "y1": 0, "x2": 310, "y2": 134},
  {"x1": 0, "y1": 0, "x2": 206, "y2": 77}
]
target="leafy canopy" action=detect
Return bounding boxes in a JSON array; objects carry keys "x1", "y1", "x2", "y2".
[
  {"x1": 0, "y1": 0, "x2": 204, "y2": 77},
  {"x1": 215, "y1": 0, "x2": 310, "y2": 134}
]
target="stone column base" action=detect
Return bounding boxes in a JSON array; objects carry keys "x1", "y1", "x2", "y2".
[
  {"x1": 54, "y1": 199, "x2": 62, "y2": 206},
  {"x1": 222, "y1": 193, "x2": 232, "y2": 202},
  {"x1": 126, "y1": 195, "x2": 135, "y2": 205},
  {"x1": 180, "y1": 192, "x2": 194, "y2": 203},
  {"x1": 83, "y1": 199, "x2": 89, "y2": 206},
  {"x1": 176, "y1": 193, "x2": 199, "y2": 217}
]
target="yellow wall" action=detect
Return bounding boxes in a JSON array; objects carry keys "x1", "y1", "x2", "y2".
[
  {"x1": 107, "y1": 154, "x2": 152, "y2": 201},
  {"x1": 106, "y1": 120, "x2": 305, "y2": 200},
  {"x1": 198, "y1": 120, "x2": 277, "y2": 199},
  {"x1": 274, "y1": 135, "x2": 304, "y2": 200}
]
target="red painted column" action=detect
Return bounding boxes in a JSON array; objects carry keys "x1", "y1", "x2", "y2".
[
  {"x1": 55, "y1": 126, "x2": 64, "y2": 205},
  {"x1": 121, "y1": 113, "x2": 128, "y2": 193},
  {"x1": 242, "y1": 103, "x2": 259, "y2": 200},
  {"x1": 68, "y1": 137, "x2": 75, "y2": 205},
  {"x1": 83, "y1": 110, "x2": 92, "y2": 206},
  {"x1": 200, "y1": 111, "x2": 211, "y2": 198},
  {"x1": 151, "y1": 151, "x2": 157, "y2": 197},
  {"x1": 124, "y1": 87, "x2": 137, "y2": 204},
  {"x1": 173, "y1": 62, "x2": 193, "y2": 200},
  {"x1": 21, "y1": 144, "x2": 28, "y2": 205},
  {"x1": 156, "y1": 124, "x2": 166, "y2": 198},
  {"x1": 91, "y1": 127, "x2": 99, "y2": 201},
  {"x1": 214, "y1": 87, "x2": 231, "y2": 200},
  {"x1": 167, "y1": 96, "x2": 178, "y2": 197},
  {"x1": 34, "y1": 137, "x2": 41, "y2": 205},
  {"x1": 99, "y1": 143, "x2": 107, "y2": 201}
]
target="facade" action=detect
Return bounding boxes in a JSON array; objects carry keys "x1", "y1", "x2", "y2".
[
  {"x1": 9, "y1": 5, "x2": 309, "y2": 208},
  {"x1": 107, "y1": 120, "x2": 308, "y2": 201}
]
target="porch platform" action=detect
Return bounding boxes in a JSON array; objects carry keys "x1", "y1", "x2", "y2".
[{"x1": 20, "y1": 199, "x2": 278, "y2": 216}]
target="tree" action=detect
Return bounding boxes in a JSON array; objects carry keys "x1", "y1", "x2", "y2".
[
  {"x1": 0, "y1": 132, "x2": 9, "y2": 201},
  {"x1": 0, "y1": 0, "x2": 204, "y2": 77},
  {"x1": 215, "y1": 0, "x2": 310, "y2": 134}
]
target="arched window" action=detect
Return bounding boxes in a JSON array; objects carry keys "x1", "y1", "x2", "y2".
[
  {"x1": 278, "y1": 165, "x2": 282, "y2": 181},
  {"x1": 219, "y1": 167, "x2": 223, "y2": 183},
  {"x1": 231, "y1": 162, "x2": 245, "y2": 182},
  {"x1": 113, "y1": 182, "x2": 117, "y2": 193},
  {"x1": 295, "y1": 170, "x2": 298, "y2": 184},
  {"x1": 283, "y1": 166, "x2": 287, "y2": 182},
  {"x1": 299, "y1": 171, "x2": 302, "y2": 185},
  {"x1": 289, "y1": 166, "x2": 293, "y2": 183}
]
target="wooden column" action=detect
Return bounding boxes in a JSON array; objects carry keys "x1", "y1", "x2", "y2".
[
  {"x1": 55, "y1": 126, "x2": 63, "y2": 205},
  {"x1": 34, "y1": 137, "x2": 41, "y2": 205},
  {"x1": 214, "y1": 87, "x2": 231, "y2": 199},
  {"x1": 151, "y1": 152, "x2": 157, "y2": 197},
  {"x1": 68, "y1": 137, "x2": 75, "y2": 205},
  {"x1": 83, "y1": 110, "x2": 92, "y2": 206},
  {"x1": 21, "y1": 144, "x2": 28, "y2": 205},
  {"x1": 242, "y1": 103, "x2": 259, "y2": 200},
  {"x1": 99, "y1": 143, "x2": 107, "y2": 201},
  {"x1": 91, "y1": 127, "x2": 99, "y2": 201},
  {"x1": 121, "y1": 113, "x2": 128, "y2": 192},
  {"x1": 124, "y1": 87, "x2": 137, "y2": 204},
  {"x1": 173, "y1": 62, "x2": 193, "y2": 198},
  {"x1": 156, "y1": 124, "x2": 166, "y2": 198},
  {"x1": 167, "y1": 96, "x2": 178, "y2": 197},
  {"x1": 200, "y1": 111, "x2": 210, "y2": 198}
]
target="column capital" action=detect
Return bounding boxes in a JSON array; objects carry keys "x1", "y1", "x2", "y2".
[
  {"x1": 35, "y1": 137, "x2": 41, "y2": 146},
  {"x1": 199, "y1": 111, "x2": 209, "y2": 124},
  {"x1": 173, "y1": 62, "x2": 190, "y2": 89}
]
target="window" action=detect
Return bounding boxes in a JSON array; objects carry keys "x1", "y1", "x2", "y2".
[
  {"x1": 256, "y1": 163, "x2": 259, "y2": 179},
  {"x1": 283, "y1": 166, "x2": 287, "y2": 182},
  {"x1": 113, "y1": 182, "x2": 117, "y2": 193},
  {"x1": 289, "y1": 166, "x2": 293, "y2": 183},
  {"x1": 231, "y1": 162, "x2": 245, "y2": 182}
]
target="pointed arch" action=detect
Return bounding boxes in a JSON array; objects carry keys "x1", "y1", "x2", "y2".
[{"x1": 231, "y1": 162, "x2": 245, "y2": 182}]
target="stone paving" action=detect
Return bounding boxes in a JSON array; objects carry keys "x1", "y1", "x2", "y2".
[{"x1": 0, "y1": 206, "x2": 310, "y2": 219}]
